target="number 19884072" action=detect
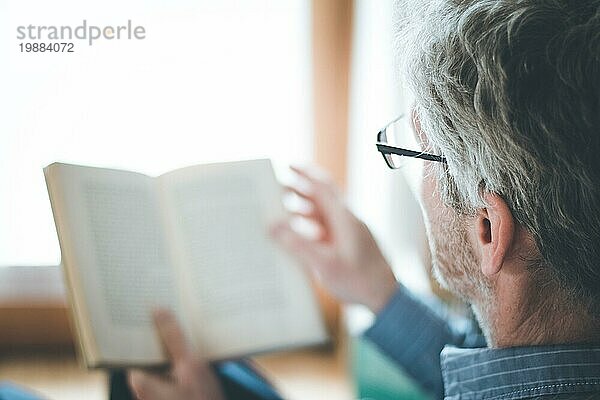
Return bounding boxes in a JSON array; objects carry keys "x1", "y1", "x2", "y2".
[{"x1": 19, "y1": 42, "x2": 74, "y2": 52}]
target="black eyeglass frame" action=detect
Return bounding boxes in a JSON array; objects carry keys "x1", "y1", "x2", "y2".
[{"x1": 376, "y1": 114, "x2": 447, "y2": 168}]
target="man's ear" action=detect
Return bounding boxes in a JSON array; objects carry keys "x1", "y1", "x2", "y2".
[{"x1": 477, "y1": 192, "x2": 515, "y2": 277}]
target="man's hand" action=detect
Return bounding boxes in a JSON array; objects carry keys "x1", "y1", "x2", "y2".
[
  {"x1": 272, "y1": 166, "x2": 398, "y2": 313},
  {"x1": 127, "y1": 310, "x2": 224, "y2": 400}
]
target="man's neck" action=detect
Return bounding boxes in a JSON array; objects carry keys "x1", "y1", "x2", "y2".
[{"x1": 473, "y1": 273, "x2": 600, "y2": 348}]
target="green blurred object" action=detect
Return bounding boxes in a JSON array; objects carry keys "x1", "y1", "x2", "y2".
[{"x1": 351, "y1": 336, "x2": 433, "y2": 400}]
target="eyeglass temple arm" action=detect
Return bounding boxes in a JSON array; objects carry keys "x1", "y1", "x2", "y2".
[{"x1": 376, "y1": 143, "x2": 447, "y2": 163}]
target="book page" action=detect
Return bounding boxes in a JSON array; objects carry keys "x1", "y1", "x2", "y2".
[
  {"x1": 45, "y1": 164, "x2": 186, "y2": 366},
  {"x1": 160, "y1": 159, "x2": 327, "y2": 359}
]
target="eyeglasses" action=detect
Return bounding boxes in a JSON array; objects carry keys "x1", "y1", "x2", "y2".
[{"x1": 376, "y1": 114, "x2": 446, "y2": 168}]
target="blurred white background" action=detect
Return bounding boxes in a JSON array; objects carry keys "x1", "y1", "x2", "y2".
[
  {"x1": 345, "y1": 0, "x2": 431, "y2": 332},
  {"x1": 0, "y1": 0, "x2": 312, "y2": 266},
  {"x1": 0, "y1": 0, "x2": 430, "y2": 304}
]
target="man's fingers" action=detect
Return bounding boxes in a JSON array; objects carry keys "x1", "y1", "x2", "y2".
[
  {"x1": 289, "y1": 208, "x2": 318, "y2": 220},
  {"x1": 289, "y1": 165, "x2": 340, "y2": 215},
  {"x1": 152, "y1": 309, "x2": 190, "y2": 363},
  {"x1": 290, "y1": 165, "x2": 332, "y2": 186},
  {"x1": 271, "y1": 221, "x2": 330, "y2": 271},
  {"x1": 287, "y1": 168, "x2": 340, "y2": 225},
  {"x1": 128, "y1": 321, "x2": 225, "y2": 400},
  {"x1": 282, "y1": 186, "x2": 318, "y2": 218},
  {"x1": 283, "y1": 184, "x2": 315, "y2": 202},
  {"x1": 128, "y1": 370, "x2": 177, "y2": 400}
]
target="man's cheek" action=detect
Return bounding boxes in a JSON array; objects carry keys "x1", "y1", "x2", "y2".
[{"x1": 420, "y1": 169, "x2": 439, "y2": 221}]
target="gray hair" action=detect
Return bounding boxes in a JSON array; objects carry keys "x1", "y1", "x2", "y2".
[{"x1": 395, "y1": 0, "x2": 600, "y2": 315}]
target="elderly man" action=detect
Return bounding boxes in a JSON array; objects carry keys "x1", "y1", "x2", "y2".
[{"x1": 128, "y1": 1, "x2": 600, "y2": 399}]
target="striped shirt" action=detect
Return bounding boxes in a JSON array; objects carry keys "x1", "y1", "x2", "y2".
[{"x1": 365, "y1": 287, "x2": 600, "y2": 399}]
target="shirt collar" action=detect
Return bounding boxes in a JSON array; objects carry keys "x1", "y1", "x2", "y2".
[{"x1": 441, "y1": 344, "x2": 600, "y2": 400}]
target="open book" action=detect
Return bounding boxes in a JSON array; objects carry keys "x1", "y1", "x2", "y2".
[{"x1": 44, "y1": 159, "x2": 328, "y2": 368}]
